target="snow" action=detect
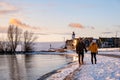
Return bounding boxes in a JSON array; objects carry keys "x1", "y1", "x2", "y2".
[
  {"x1": 46, "y1": 62, "x2": 78, "y2": 80},
  {"x1": 98, "y1": 48, "x2": 120, "y2": 52},
  {"x1": 99, "y1": 51, "x2": 120, "y2": 56},
  {"x1": 73, "y1": 54, "x2": 120, "y2": 80},
  {"x1": 98, "y1": 48, "x2": 120, "y2": 56},
  {"x1": 45, "y1": 48, "x2": 120, "y2": 80}
]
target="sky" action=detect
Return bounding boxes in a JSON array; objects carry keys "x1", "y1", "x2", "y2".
[{"x1": 0, "y1": 0, "x2": 120, "y2": 42}]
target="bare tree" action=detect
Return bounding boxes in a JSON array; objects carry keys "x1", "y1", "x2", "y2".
[
  {"x1": 0, "y1": 38, "x2": 11, "y2": 54},
  {"x1": 7, "y1": 25, "x2": 22, "y2": 53},
  {"x1": 0, "y1": 41, "x2": 6, "y2": 52},
  {"x1": 23, "y1": 31, "x2": 37, "y2": 52},
  {"x1": 0, "y1": 41, "x2": 11, "y2": 53},
  {"x1": 0, "y1": 25, "x2": 36, "y2": 54}
]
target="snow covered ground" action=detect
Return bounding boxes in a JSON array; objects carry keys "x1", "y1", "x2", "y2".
[
  {"x1": 98, "y1": 48, "x2": 120, "y2": 56},
  {"x1": 99, "y1": 51, "x2": 120, "y2": 56},
  {"x1": 72, "y1": 53, "x2": 120, "y2": 80},
  {"x1": 98, "y1": 48, "x2": 120, "y2": 52},
  {"x1": 44, "y1": 49, "x2": 120, "y2": 80}
]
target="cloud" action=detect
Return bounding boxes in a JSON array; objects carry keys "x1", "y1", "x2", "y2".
[
  {"x1": 69, "y1": 23, "x2": 84, "y2": 29},
  {"x1": 68, "y1": 23, "x2": 95, "y2": 30},
  {"x1": 33, "y1": 32, "x2": 72, "y2": 36},
  {"x1": 87, "y1": 26, "x2": 95, "y2": 30},
  {"x1": 0, "y1": 2, "x2": 18, "y2": 14},
  {"x1": 114, "y1": 25, "x2": 120, "y2": 28},
  {"x1": 90, "y1": 26, "x2": 95, "y2": 29},
  {"x1": 33, "y1": 33, "x2": 50, "y2": 35},
  {"x1": 53, "y1": 32, "x2": 71, "y2": 35},
  {"x1": 102, "y1": 32, "x2": 113, "y2": 34},
  {"x1": 9, "y1": 18, "x2": 41, "y2": 31}
]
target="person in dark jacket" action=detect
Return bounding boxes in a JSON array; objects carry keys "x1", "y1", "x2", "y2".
[{"x1": 76, "y1": 38, "x2": 87, "y2": 65}]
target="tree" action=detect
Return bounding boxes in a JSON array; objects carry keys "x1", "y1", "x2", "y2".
[
  {"x1": 0, "y1": 40, "x2": 11, "y2": 53},
  {"x1": 0, "y1": 40, "x2": 6, "y2": 53},
  {"x1": 0, "y1": 25, "x2": 37, "y2": 54},
  {"x1": 23, "y1": 31, "x2": 37, "y2": 52},
  {"x1": 7, "y1": 25, "x2": 22, "y2": 53}
]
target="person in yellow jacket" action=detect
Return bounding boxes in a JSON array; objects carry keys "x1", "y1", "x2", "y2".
[{"x1": 88, "y1": 40, "x2": 98, "y2": 64}]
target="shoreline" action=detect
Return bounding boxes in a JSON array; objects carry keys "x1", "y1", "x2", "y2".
[
  {"x1": 37, "y1": 53, "x2": 77, "y2": 80},
  {"x1": 38, "y1": 61, "x2": 75, "y2": 80}
]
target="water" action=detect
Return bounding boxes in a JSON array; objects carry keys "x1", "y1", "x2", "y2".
[{"x1": 0, "y1": 54, "x2": 73, "y2": 80}]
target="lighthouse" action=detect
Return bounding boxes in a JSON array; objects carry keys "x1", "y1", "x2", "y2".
[{"x1": 72, "y1": 32, "x2": 75, "y2": 39}]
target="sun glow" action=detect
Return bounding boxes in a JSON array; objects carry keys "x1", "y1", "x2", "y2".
[{"x1": 10, "y1": 18, "x2": 18, "y2": 26}]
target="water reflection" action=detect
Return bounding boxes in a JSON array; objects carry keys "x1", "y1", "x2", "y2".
[
  {"x1": 7, "y1": 55, "x2": 27, "y2": 80},
  {"x1": 0, "y1": 54, "x2": 73, "y2": 80}
]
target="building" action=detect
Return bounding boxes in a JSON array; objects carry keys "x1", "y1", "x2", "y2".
[
  {"x1": 65, "y1": 37, "x2": 94, "y2": 50},
  {"x1": 99, "y1": 37, "x2": 120, "y2": 48},
  {"x1": 65, "y1": 39, "x2": 75, "y2": 50}
]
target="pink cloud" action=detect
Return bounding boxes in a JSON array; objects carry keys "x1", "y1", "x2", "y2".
[
  {"x1": 68, "y1": 23, "x2": 95, "y2": 30},
  {"x1": 69, "y1": 23, "x2": 84, "y2": 29},
  {"x1": 0, "y1": 2, "x2": 18, "y2": 14},
  {"x1": 9, "y1": 18, "x2": 41, "y2": 31}
]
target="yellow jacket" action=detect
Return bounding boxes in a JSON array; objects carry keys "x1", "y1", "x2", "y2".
[{"x1": 88, "y1": 43, "x2": 98, "y2": 53}]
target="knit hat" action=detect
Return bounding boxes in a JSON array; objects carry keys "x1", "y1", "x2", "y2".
[{"x1": 92, "y1": 39, "x2": 96, "y2": 43}]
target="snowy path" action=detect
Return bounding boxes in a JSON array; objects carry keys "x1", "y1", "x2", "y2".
[
  {"x1": 43, "y1": 52, "x2": 120, "y2": 80},
  {"x1": 72, "y1": 54, "x2": 120, "y2": 80}
]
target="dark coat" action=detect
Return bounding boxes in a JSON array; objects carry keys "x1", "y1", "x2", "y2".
[{"x1": 76, "y1": 41, "x2": 87, "y2": 53}]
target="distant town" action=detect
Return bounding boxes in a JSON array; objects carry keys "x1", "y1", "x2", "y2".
[{"x1": 65, "y1": 32, "x2": 120, "y2": 50}]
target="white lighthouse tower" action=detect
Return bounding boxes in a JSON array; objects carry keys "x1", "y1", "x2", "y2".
[{"x1": 72, "y1": 31, "x2": 75, "y2": 39}]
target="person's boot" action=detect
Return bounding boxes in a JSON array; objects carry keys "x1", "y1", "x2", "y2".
[
  {"x1": 91, "y1": 60, "x2": 93, "y2": 64},
  {"x1": 82, "y1": 62, "x2": 84, "y2": 65},
  {"x1": 95, "y1": 61, "x2": 97, "y2": 64},
  {"x1": 79, "y1": 64, "x2": 81, "y2": 67},
  {"x1": 92, "y1": 61, "x2": 93, "y2": 64}
]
